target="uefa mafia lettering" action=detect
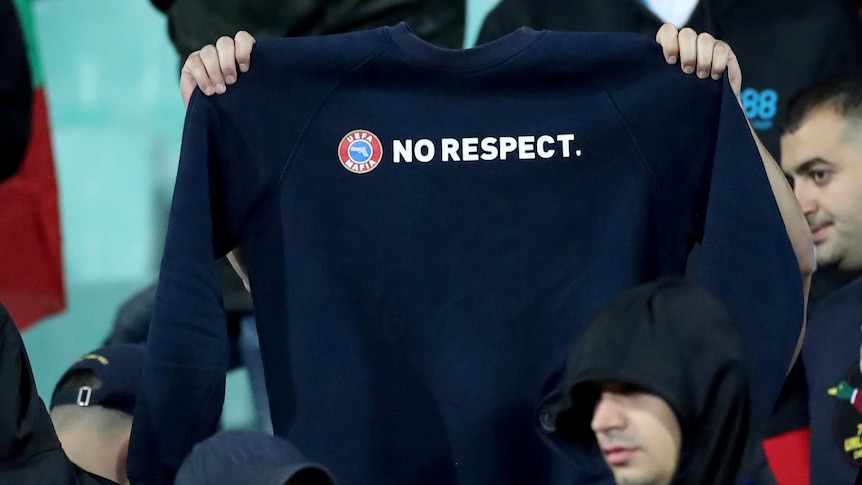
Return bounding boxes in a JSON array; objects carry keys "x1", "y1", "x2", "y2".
[
  {"x1": 740, "y1": 88, "x2": 778, "y2": 131},
  {"x1": 392, "y1": 134, "x2": 580, "y2": 163},
  {"x1": 338, "y1": 129, "x2": 384, "y2": 174}
]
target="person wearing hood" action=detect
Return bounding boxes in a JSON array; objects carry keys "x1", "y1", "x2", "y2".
[
  {"x1": 478, "y1": 8, "x2": 859, "y2": 477},
  {"x1": 539, "y1": 278, "x2": 763, "y2": 484}
]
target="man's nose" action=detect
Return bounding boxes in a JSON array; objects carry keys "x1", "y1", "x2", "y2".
[
  {"x1": 591, "y1": 393, "x2": 626, "y2": 433},
  {"x1": 794, "y1": 182, "x2": 818, "y2": 216}
]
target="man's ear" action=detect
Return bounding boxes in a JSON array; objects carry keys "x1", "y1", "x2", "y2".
[{"x1": 227, "y1": 247, "x2": 250, "y2": 292}]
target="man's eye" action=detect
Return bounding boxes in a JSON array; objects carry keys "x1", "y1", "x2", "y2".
[{"x1": 811, "y1": 170, "x2": 832, "y2": 185}]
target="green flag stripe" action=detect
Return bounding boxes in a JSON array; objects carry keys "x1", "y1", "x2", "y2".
[{"x1": 12, "y1": 0, "x2": 44, "y2": 88}]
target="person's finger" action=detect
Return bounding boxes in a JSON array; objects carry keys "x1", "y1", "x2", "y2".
[
  {"x1": 710, "y1": 41, "x2": 731, "y2": 81},
  {"x1": 180, "y1": 68, "x2": 197, "y2": 109},
  {"x1": 677, "y1": 27, "x2": 698, "y2": 75},
  {"x1": 234, "y1": 30, "x2": 256, "y2": 73},
  {"x1": 724, "y1": 44, "x2": 743, "y2": 98},
  {"x1": 695, "y1": 32, "x2": 716, "y2": 79},
  {"x1": 199, "y1": 44, "x2": 226, "y2": 94},
  {"x1": 216, "y1": 36, "x2": 238, "y2": 85},
  {"x1": 655, "y1": 23, "x2": 680, "y2": 64},
  {"x1": 181, "y1": 51, "x2": 214, "y2": 98}
]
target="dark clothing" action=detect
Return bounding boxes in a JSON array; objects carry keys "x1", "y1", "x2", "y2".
[
  {"x1": 803, "y1": 276, "x2": 862, "y2": 485},
  {"x1": 810, "y1": 266, "x2": 862, "y2": 309},
  {"x1": 153, "y1": 0, "x2": 465, "y2": 59},
  {"x1": 174, "y1": 430, "x2": 337, "y2": 485},
  {"x1": 477, "y1": 0, "x2": 862, "y2": 155},
  {"x1": 128, "y1": 27, "x2": 801, "y2": 484},
  {"x1": 103, "y1": 283, "x2": 156, "y2": 346},
  {"x1": 0, "y1": 0, "x2": 32, "y2": 182},
  {"x1": 544, "y1": 279, "x2": 762, "y2": 484},
  {"x1": 103, "y1": 259, "x2": 251, "y2": 371},
  {"x1": 0, "y1": 302, "x2": 117, "y2": 485},
  {"x1": 765, "y1": 358, "x2": 808, "y2": 436}
]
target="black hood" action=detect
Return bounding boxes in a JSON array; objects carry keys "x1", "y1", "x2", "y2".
[{"x1": 546, "y1": 278, "x2": 750, "y2": 484}]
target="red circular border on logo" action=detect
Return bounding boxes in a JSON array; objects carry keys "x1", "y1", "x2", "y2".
[{"x1": 338, "y1": 129, "x2": 384, "y2": 174}]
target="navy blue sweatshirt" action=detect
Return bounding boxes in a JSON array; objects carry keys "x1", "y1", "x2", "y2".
[{"x1": 128, "y1": 24, "x2": 802, "y2": 484}]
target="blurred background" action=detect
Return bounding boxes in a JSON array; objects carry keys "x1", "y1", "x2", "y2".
[{"x1": 20, "y1": 0, "x2": 500, "y2": 430}]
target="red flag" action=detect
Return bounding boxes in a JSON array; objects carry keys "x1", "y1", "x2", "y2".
[{"x1": 0, "y1": 0, "x2": 66, "y2": 330}]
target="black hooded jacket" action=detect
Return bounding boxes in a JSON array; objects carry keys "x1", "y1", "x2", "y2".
[
  {"x1": 540, "y1": 279, "x2": 756, "y2": 484},
  {"x1": 1, "y1": 0, "x2": 32, "y2": 182},
  {"x1": 151, "y1": 0, "x2": 465, "y2": 60}
]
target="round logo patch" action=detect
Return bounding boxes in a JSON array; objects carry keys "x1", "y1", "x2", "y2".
[{"x1": 338, "y1": 129, "x2": 383, "y2": 174}]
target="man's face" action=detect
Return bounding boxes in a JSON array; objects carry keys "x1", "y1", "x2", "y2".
[
  {"x1": 781, "y1": 108, "x2": 862, "y2": 270},
  {"x1": 591, "y1": 383, "x2": 681, "y2": 485}
]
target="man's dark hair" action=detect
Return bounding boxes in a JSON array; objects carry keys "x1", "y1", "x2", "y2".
[{"x1": 781, "y1": 73, "x2": 862, "y2": 135}]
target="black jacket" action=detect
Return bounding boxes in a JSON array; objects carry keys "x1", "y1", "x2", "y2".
[
  {"x1": 0, "y1": 302, "x2": 117, "y2": 485},
  {"x1": 0, "y1": 0, "x2": 32, "y2": 182},
  {"x1": 478, "y1": 0, "x2": 862, "y2": 155},
  {"x1": 152, "y1": 0, "x2": 465, "y2": 59}
]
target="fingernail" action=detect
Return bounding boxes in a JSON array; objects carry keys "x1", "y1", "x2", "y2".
[
  {"x1": 225, "y1": 75, "x2": 236, "y2": 84},
  {"x1": 711, "y1": 72, "x2": 721, "y2": 80},
  {"x1": 683, "y1": 65, "x2": 695, "y2": 74},
  {"x1": 203, "y1": 86, "x2": 214, "y2": 95},
  {"x1": 697, "y1": 70, "x2": 708, "y2": 79},
  {"x1": 239, "y1": 63, "x2": 249, "y2": 72},
  {"x1": 215, "y1": 83, "x2": 226, "y2": 94},
  {"x1": 667, "y1": 55, "x2": 677, "y2": 64}
]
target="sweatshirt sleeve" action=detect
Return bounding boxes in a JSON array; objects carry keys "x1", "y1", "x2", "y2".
[
  {"x1": 696, "y1": 80, "x2": 804, "y2": 434},
  {"x1": 127, "y1": 92, "x2": 233, "y2": 485}
]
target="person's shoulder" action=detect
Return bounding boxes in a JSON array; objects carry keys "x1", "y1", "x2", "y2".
[
  {"x1": 215, "y1": 28, "x2": 391, "y2": 100},
  {"x1": 810, "y1": 275, "x2": 862, "y2": 321},
  {"x1": 479, "y1": 0, "x2": 571, "y2": 31},
  {"x1": 0, "y1": 447, "x2": 121, "y2": 485},
  {"x1": 253, "y1": 28, "x2": 390, "y2": 68},
  {"x1": 802, "y1": 275, "x2": 862, "y2": 361},
  {"x1": 538, "y1": 30, "x2": 660, "y2": 61},
  {"x1": 771, "y1": 0, "x2": 861, "y2": 20},
  {"x1": 536, "y1": 31, "x2": 714, "y2": 97}
]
